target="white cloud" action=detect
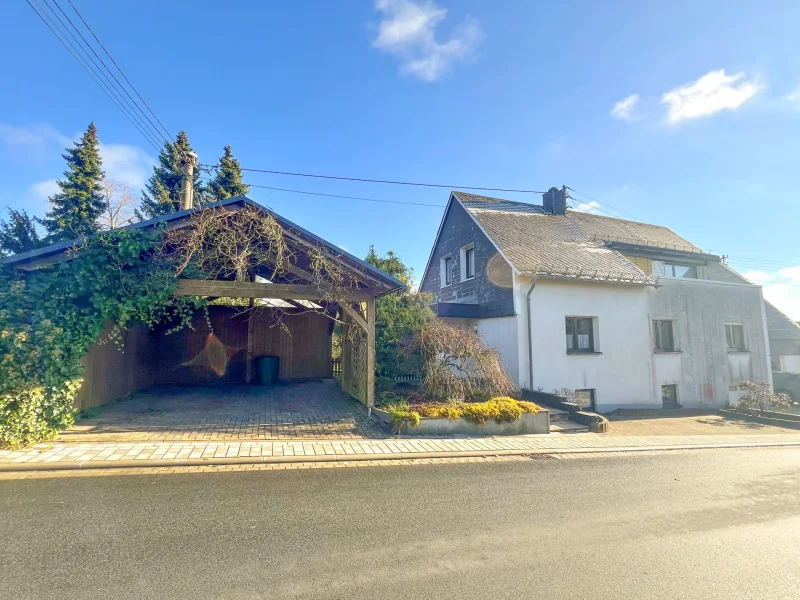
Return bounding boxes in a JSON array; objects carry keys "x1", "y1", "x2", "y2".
[
  {"x1": 661, "y1": 69, "x2": 763, "y2": 124},
  {"x1": 786, "y1": 85, "x2": 800, "y2": 109},
  {"x1": 571, "y1": 200, "x2": 602, "y2": 214},
  {"x1": 99, "y1": 143, "x2": 155, "y2": 190},
  {"x1": 0, "y1": 123, "x2": 72, "y2": 158},
  {"x1": 610, "y1": 94, "x2": 641, "y2": 122},
  {"x1": 742, "y1": 270, "x2": 773, "y2": 284},
  {"x1": 373, "y1": 0, "x2": 482, "y2": 82},
  {"x1": 744, "y1": 267, "x2": 800, "y2": 320},
  {"x1": 29, "y1": 179, "x2": 60, "y2": 208}
]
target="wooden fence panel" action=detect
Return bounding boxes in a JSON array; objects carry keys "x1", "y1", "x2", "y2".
[{"x1": 74, "y1": 324, "x2": 158, "y2": 410}]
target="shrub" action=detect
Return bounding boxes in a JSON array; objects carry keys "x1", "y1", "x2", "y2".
[
  {"x1": 404, "y1": 319, "x2": 516, "y2": 401},
  {"x1": 733, "y1": 381, "x2": 791, "y2": 416},
  {"x1": 396, "y1": 397, "x2": 539, "y2": 428}
]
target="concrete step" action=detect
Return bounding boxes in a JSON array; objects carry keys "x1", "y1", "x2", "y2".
[
  {"x1": 551, "y1": 421, "x2": 590, "y2": 434},
  {"x1": 547, "y1": 407, "x2": 570, "y2": 422}
]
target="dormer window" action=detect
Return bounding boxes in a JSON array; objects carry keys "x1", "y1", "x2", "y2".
[{"x1": 663, "y1": 262, "x2": 697, "y2": 279}]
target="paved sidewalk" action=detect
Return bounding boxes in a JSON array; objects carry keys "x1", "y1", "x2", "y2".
[{"x1": 2, "y1": 432, "x2": 800, "y2": 471}]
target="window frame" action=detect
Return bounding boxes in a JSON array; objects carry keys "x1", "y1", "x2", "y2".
[
  {"x1": 459, "y1": 244, "x2": 476, "y2": 281},
  {"x1": 663, "y1": 262, "x2": 698, "y2": 279},
  {"x1": 440, "y1": 255, "x2": 453, "y2": 288},
  {"x1": 725, "y1": 323, "x2": 747, "y2": 352},
  {"x1": 653, "y1": 319, "x2": 676, "y2": 352},
  {"x1": 565, "y1": 316, "x2": 595, "y2": 354},
  {"x1": 464, "y1": 246, "x2": 475, "y2": 280},
  {"x1": 661, "y1": 384, "x2": 679, "y2": 409}
]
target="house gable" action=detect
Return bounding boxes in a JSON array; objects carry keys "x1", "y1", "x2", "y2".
[{"x1": 419, "y1": 197, "x2": 514, "y2": 318}]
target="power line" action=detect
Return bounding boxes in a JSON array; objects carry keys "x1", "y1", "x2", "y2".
[
  {"x1": 51, "y1": 0, "x2": 170, "y2": 146},
  {"x1": 199, "y1": 178, "x2": 446, "y2": 208},
  {"x1": 566, "y1": 187, "x2": 645, "y2": 222},
  {"x1": 201, "y1": 164, "x2": 547, "y2": 194},
  {"x1": 40, "y1": 0, "x2": 164, "y2": 150},
  {"x1": 25, "y1": 0, "x2": 162, "y2": 152},
  {"x1": 65, "y1": 0, "x2": 172, "y2": 142}
]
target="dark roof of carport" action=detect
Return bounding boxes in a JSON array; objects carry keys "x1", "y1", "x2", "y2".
[{"x1": 0, "y1": 195, "x2": 405, "y2": 292}]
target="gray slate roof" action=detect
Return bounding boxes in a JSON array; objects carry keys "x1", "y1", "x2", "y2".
[
  {"x1": 764, "y1": 301, "x2": 800, "y2": 341},
  {"x1": 453, "y1": 192, "x2": 704, "y2": 283}
]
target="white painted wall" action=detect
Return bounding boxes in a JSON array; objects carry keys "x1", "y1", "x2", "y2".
[
  {"x1": 519, "y1": 277, "x2": 657, "y2": 412},
  {"x1": 474, "y1": 316, "x2": 520, "y2": 386}
]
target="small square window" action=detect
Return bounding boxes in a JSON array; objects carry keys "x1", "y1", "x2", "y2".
[
  {"x1": 465, "y1": 247, "x2": 475, "y2": 279},
  {"x1": 726, "y1": 324, "x2": 746, "y2": 352},
  {"x1": 575, "y1": 389, "x2": 596, "y2": 411},
  {"x1": 566, "y1": 317, "x2": 594, "y2": 353},
  {"x1": 662, "y1": 384, "x2": 679, "y2": 409},
  {"x1": 653, "y1": 320, "x2": 676, "y2": 352}
]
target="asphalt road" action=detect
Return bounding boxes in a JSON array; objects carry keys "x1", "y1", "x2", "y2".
[{"x1": 2, "y1": 448, "x2": 799, "y2": 599}]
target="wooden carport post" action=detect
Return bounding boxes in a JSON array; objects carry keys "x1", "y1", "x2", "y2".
[{"x1": 366, "y1": 298, "x2": 375, "y2": 413}]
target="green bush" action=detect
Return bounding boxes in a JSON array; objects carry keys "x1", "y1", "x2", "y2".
[{"x1": 0, "y1": 228, "x2": 199, "y2": 448}]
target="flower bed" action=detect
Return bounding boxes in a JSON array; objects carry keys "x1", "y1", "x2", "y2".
[{"x1": 376, "y1": 397, "x2": 549, "y2": 436}]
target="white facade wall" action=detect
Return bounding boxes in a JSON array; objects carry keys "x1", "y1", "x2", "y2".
[
  {"x1": 474, "y1": 316, "x2": 520, "y2": 386},
  {"x1": 517, "y1": 277, "x2": 657, "y2": 412}
]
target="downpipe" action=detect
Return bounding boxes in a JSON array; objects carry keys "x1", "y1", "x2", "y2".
[{"x1": 526, "y1": 276, "x2": 538, "y2": 391}]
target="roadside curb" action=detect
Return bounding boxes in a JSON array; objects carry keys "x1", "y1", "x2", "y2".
[{"x1": 2, "y1": 439, "x2": 800, "y2": 472}]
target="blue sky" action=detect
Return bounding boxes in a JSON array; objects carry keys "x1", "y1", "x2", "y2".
[{"x1": 2, "y1": 1, "x2": 800, "y2": 315}]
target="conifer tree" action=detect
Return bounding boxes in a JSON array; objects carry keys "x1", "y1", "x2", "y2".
[
  {"x1": 206, "y1": 145, "x2": 250, "y2": 201},
  {"x1": 138, "y1": 130, "x2": 201, "y2": 218},
  {"x1": 41, "y1": 122, "x2": 106, "y2": 240},
  {"x1": 0, "y1": 209, "x2": 43, "y2": 256}
]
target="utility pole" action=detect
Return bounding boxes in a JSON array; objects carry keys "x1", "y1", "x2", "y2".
[{"x1": 180, "y1": 152, "x2": 198, "y2": 210}]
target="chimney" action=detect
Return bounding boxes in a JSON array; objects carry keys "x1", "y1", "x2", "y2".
[
  {"x1": 542, "y1": 186, "x2": 567, "y2": 215},
  {"x1": 180, "y1": 152, "x2": 198, "y2": 210}
]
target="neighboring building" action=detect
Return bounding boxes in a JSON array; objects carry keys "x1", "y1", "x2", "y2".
[
  {"x1": 764, "y1": 301, "x2": 800, "y2": 374},
  {"x1": 420, "y1": 188, "x2": 771, "y2": 413}
]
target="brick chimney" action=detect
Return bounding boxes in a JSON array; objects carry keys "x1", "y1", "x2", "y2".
[{"x1": 542, "y1": 186, "x2": 567, "y2": 215}]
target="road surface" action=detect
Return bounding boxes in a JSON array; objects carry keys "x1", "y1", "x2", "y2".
[{"x1": 2, "y1": 448, "x2": 799, "y2": 599}]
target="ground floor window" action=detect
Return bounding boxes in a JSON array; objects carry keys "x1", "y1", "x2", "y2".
[
  {"x1": 662, "y1": 384, "x2": 679, "y2": 409},
  {"x1": 566, "y1": 317, "x2": 595, "y2": 353},
  {"x1": 725, "y1": 323, "x2": 746, "y2": 352},
  {"x1": 574, "y1": 388, "x2": 596, "y2": 411},
  {"x1": 653, "y1": 319, "x2": 676, "y2": 352}
]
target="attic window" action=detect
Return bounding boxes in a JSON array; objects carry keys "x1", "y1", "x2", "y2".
[
  {"x1": 440, "y1": 256, "x2": 453, "y2": 287},
  {"x1": 663, "y1": 263, "x2": 697, "y2": 279},
  {"x1": 461, "y1": 245, "x2": 475, "y2": 280}
]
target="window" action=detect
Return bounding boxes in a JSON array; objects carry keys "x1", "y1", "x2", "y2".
[
  {"x1": 653, "y1": 320, "x2": 676, "y2": 352},
  {"x1": 565, "y1": 317, "x2": 594, "y2": 353},
  {"x1": 575, "y1": 389, "x2": 596, "y2": 411},
  {"x1": 440, "y1": 256, "x2": 453, "y2": 287},
  {"x1": 726, "y1": 324, "x2": 746, "y2": 352},
  {"x1": 663, "y1": 262, "x2": 697, "y2": 279},
  {"x1": 662, "y1": 384, "x2": 679, "y2": 409},
  {"x1": 464, "y1": 246, "x2": 475, "y2": 279}
]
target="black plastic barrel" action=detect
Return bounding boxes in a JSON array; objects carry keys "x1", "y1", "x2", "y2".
[{"x1": 254, "y1": 356, "x2": 279, "y2": 385}]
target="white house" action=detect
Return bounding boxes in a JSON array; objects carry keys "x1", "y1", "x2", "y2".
[{"x1": 419, "y1": 188, "x2": 772, "y2": 413}]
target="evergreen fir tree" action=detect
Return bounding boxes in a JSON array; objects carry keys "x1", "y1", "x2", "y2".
[
  {"x1": 138, "y1": 130, "x2": 202, "y2": 219},
  {"x1": 0, "y1": 209, "x2": 43, "y2": 256},
  {"x1": 41, "y1": 122, "x2": 106, "y2": 240},
  {"x1": 206, "y1": 145, "x2": 250, "y2": 201}
]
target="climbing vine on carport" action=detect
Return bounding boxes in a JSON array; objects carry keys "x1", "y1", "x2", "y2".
[{"x1": 0, "y1": 228, "x2": 201, "y2": 448}]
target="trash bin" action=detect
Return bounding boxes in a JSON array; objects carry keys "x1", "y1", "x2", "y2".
[{"x1": 254, "y1": 356, "x2": 279, "y2": 385}]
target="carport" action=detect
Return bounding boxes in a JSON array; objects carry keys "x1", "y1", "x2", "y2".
[{"x1": 3, "y1": 196, "x2": 402, "y2": 436}]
